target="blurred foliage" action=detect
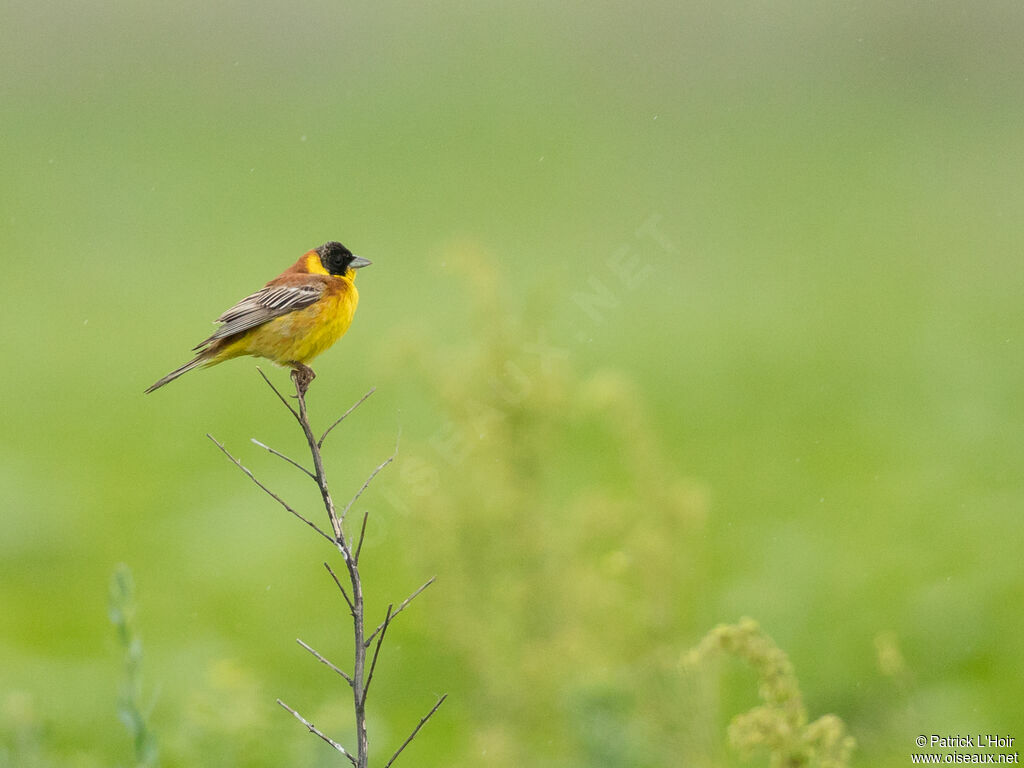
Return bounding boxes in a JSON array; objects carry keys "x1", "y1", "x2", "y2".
[
  {"x1": 3, "y1": 1, "x2": 1024, "y2": 766},
  {"x1": 108, "y1": 565, "x2": 159, "y2": 768},
  {"x1": 376, "y1": 244, "x2": 708, "y2": 766},
  {"x1": 684, "y1": 618, "x2": 855, "y2": 768}
]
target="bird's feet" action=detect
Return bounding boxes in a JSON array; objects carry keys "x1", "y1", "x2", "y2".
[{"x1": 290, "y1": 363, "x2": 316, "y2": 397}]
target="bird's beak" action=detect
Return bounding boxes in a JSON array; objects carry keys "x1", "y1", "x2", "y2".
[{"x1": 350, "y1": 256, "x2": 372, "y2": 269}]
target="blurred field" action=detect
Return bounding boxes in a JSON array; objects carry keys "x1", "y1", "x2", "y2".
[{"x1": 2, "y1": 1, "x2": 1023, "y2": 766}]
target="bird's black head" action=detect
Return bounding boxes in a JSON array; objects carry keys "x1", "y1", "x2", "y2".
[{"x1": 315, "y1": 241, "x2": 372, "y2": 276}]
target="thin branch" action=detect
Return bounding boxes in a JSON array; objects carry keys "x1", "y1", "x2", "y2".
[
  {"x1": 257, "y1": 367, "x2": 299, "y2": 421},
  {"x1": 282, "y1": 508, "x2": 334, "y2": 544},
  {"x1": 277, "y1": 698, "x2": 356, "y2": 767},
  {"x1": 319, "y1": 387, "x2": 376, "y2": 448},
  {"x1": 354, "y1": 511, "x2": 370, "y2": 565},
  {"x1": 290, "y1": 373, "x2": 345, "y2": 544},
  {"x1": 340, "y1": 452, "x2": 396, "y2": 523},
  {"x1": 251, "y1": 438, "x2": 314, "y2": 479},
  {"x1": 384, "y1": 695, "x2": 448, "y2": 768},
  {"x1": 232, "y1": 372, "x2": 439, "y2": 767},
  {"x1": 366, "y1": 577, "x2": 435, "y2": 647},
  {"x1": 207, "y1": 434, "x2": 332, "y2": 543},
  {"x1": 297, "y1": 638, "x2": 354, "y2": 687},
  {"x1": 361, "y1": 604, "x2": 392, "y2": 706},
  {"x1": 324, "y1": 562, "x2": 354, "y2": 614}
]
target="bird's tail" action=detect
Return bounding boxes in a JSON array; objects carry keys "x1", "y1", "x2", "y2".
[{"x1": 145, "y1": 356, "x2": 206, "y2": 393}]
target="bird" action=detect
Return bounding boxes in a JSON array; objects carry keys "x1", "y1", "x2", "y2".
[{"x1": 146, "y1": 241, "x2": 371, "y2": 393}]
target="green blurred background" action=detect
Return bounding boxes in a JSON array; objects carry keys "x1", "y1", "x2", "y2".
[{"x1": 2, "y1": 1, "x2": 1023, "y2": 766}]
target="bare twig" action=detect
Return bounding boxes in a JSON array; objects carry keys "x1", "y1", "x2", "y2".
[
  {"x1": 218, "y1": 371, "x2": 443, "y2": 767},
  {"x1": 319, "y1": 387, "x2": 376, "y2": 448},
  {"x1": 277, "y1": 699, "x2": 356, "y2": 767},
  {"x1": 354, "y1": 511, "x2": 370, "y2": 565},
  {"x1": 290, "y1": 373, "x2": 344, "y2": 544},
  {"x1": 297, "y1": 638, "x2": 354, "y2": 687},
  {"x1": 324, "y1": 562, "x2": 355, "y2": 614},
  {"x1": 366, "y1": 577, "x2": 436, "y2": 647},
  {"x1": 251, "y1": 438, "x2": 314, "y2": 479},
  {"x1": 282, "y1": 372, "x2": 371, "y2": 763},
  {"x1": 257, "y1": 367, "x2": 299, "y2": 421},
  {"x1": 361, "y1": 604, "x2": 392, "y2": 706},
  {"x1": 340, "y1": 451, "x2": 397, "y2": 523},
  {"x1": 207, "y1": 434, "x2": 332, "y2": 544},
  {"x1": 384, "y1": 695, "x2": 448, "y2": 768}
]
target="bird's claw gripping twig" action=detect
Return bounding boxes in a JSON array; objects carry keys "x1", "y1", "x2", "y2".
[{"x1": 291, "y1": 364, "x2": 316, "y2": 397}]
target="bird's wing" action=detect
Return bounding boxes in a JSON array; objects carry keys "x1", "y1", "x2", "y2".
[{"x1": 193, "y1": 281, "x2": 325, "y2": 350}]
